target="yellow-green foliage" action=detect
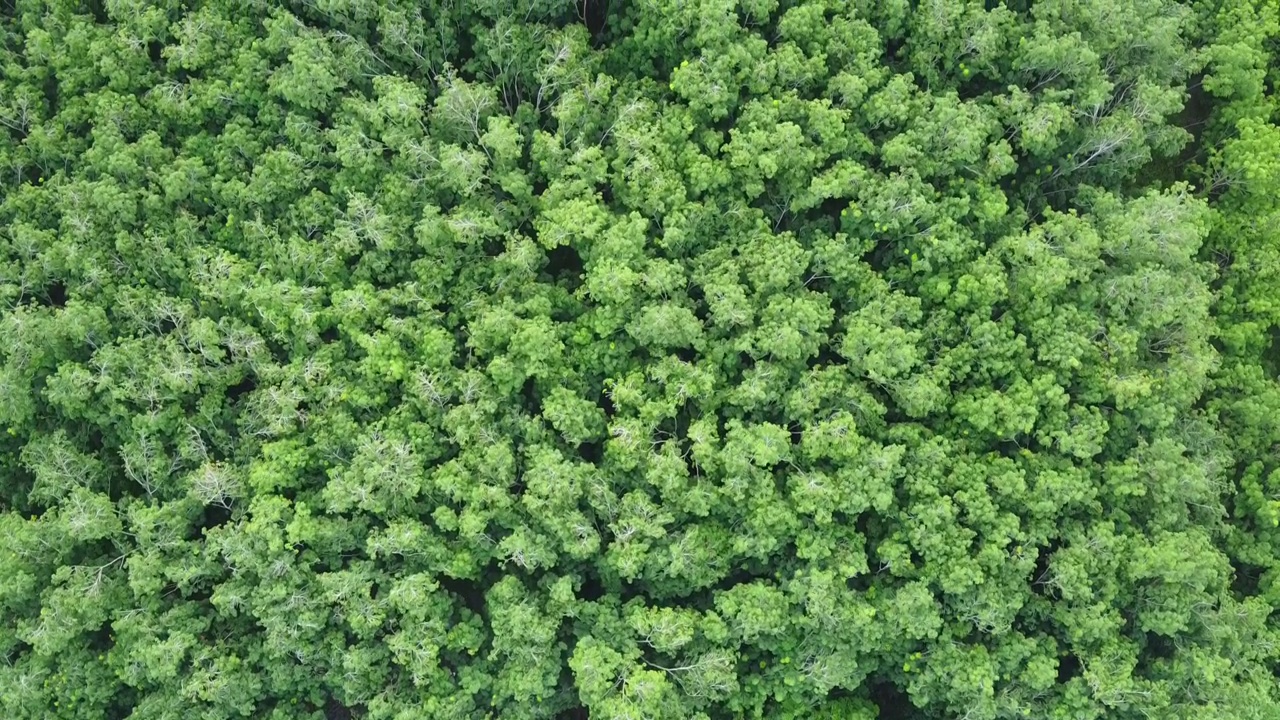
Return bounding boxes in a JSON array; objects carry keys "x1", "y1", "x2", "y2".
[{"x1": 0, "y1": 1, "x2": 1278, "y2": 718}]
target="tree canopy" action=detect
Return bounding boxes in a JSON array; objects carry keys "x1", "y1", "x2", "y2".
[{"x1": 2, "y1": 0, "x2": 1279, "y2": 718}]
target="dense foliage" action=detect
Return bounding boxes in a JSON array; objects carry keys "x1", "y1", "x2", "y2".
[{"x1": 2, "y1": 0, "x2": 1279, "y2": 717}]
